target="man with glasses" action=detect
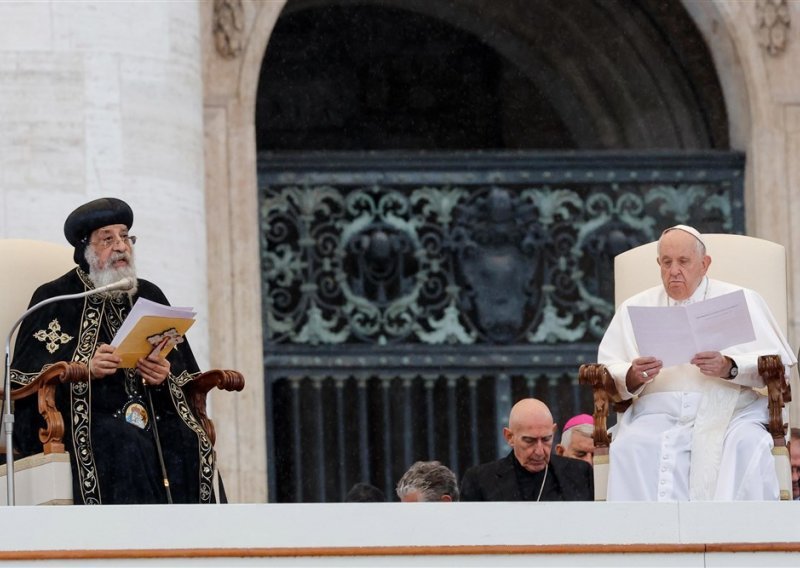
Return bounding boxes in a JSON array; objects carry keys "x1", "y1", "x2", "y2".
[{"x1": 10, "y1": 197, "x2": 220, "y2": 504}]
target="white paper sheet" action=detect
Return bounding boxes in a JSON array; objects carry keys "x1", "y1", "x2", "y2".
[
  {"x1": 628, "y1": 289, "x2": 756, "y2": 367},
  {"x1": 110, "y1": 297, "x2": 195, "y2": 348}
]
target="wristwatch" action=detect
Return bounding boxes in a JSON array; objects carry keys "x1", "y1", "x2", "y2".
[{"x1": 726, "y1": 357, "x2": 739, "y2": 379}]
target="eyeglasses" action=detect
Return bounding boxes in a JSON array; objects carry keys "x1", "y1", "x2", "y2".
[{"x1": 90, "y1": 235, "x2": 137, "y2": 249}]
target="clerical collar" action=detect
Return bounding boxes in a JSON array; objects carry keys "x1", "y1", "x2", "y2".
[
  {"x1": 669, "y1": 276, "x2": 709, "y2": 306},
  {"x1": 511, "y1": 454, "x2": 544, "y2": 477},
  {"x1": 512, "y1": 454, "x2": 551, "y2": 501}
]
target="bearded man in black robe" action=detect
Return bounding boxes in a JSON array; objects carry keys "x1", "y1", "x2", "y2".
[{"x1": 10, "y1": 197, "x2": 219, "y2": 504}]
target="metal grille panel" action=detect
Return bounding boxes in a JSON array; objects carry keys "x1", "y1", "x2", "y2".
[{"x1": 259, "y1": 151, "x2": 745, "y2": 502}]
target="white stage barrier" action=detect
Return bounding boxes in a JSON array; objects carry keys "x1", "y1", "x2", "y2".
[{"x1": 0, "y1": 501, "x2": 799, "y2": 566}]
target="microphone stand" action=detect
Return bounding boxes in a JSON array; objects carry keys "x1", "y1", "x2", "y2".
[
  {"x1": 3, "y1": 277, "x2": 133, "y2": 506},
  {"x1": 140, "y1": 336, "x2": 174, "y2": 504},
  {"x1": 144, "y1": 383, "x2": 173, "y2": 504}
]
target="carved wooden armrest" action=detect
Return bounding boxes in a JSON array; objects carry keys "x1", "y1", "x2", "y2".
[
  {"x1": 759, "y1": 354, "x2": 789, "y2": 447},
  {"x1": 185, "y1": 369, "x2": 245, "y2": 446},
  {"x1": 579, "y1": 363, "x2": 631, "y2": 453},
  {"x1": 10, "y1": 361, "x2": 89, "y2": 454}
]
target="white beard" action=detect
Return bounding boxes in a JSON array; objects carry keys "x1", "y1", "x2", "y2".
[{"x1": 84, "y1": 246, "x2": 139, "y2": 297}]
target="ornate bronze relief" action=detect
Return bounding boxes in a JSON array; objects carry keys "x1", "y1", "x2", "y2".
[{"x1": 259, "y1": 152, "x2": 745, "y2": 351}]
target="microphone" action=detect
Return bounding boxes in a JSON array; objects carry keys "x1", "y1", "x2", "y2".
[
  {"x1": 91, "y1": 277, "x2": 136, "y2": 295},
  {"x1": 2, "y1": 276, "x2": 137, "y2": 505}
]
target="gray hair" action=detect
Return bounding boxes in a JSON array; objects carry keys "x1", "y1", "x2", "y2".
[
  {"x1": 560, "y1": 422, "x2": 594, "y2": 449},
  {"x1": 396, "y1": 460, "x2": 459, "y2": 502}
]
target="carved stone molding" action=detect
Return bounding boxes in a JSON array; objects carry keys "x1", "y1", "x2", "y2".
[
  {"x1": 756, "y1": 0, "x2": 791, "y2": 56},
  {"x1": 213, "y1": 0, "x2": 245, "y2": 59}
]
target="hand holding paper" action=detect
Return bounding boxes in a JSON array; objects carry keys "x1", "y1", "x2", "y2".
[
  {"x1": 628, "y1": 290, "x2": 755, "y2": 368},
  {"x1": 147, "y1": 336, "x2": 173, "y2": 361},
  {"x1": 689, "y1": 351, "x2": 732, "y2": 378},
  {"x1": 136, "y1": 347, "x2": 171, "y2": 385},
  {"x1": 110, "y1": 298, "x2": 195, "y2": 368}
]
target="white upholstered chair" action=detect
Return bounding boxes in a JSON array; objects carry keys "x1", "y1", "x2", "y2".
[
  {"x1": 0, "y1": 239, "x2": 244, "y2": 505},
  {"x1": 580, "y1": 234, "x2": 793, "y2": 501},
  {"x1": 0, "y1": 239, "x2": 79, "y2": 505}
]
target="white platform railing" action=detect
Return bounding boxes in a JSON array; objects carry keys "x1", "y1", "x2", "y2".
[{"x1": 0, "y1": 502, "x2": 799, "y2": 566}]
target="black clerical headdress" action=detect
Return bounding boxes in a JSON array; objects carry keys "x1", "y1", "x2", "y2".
[{"x1": 64, "y1": 197, "x2": 134, "y2": 270}]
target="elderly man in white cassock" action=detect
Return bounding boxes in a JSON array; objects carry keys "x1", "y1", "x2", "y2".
[{"x1": 598, "y1": 225, "x2": 796, "y2": 501}]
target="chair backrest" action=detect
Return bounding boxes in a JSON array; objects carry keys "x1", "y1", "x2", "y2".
[
  {"x1": 0, "y1": 239, "x2": 75, "y2": 357},
  {"x1": 613, "y1": 233, "x2": 787, "y2": 333}
]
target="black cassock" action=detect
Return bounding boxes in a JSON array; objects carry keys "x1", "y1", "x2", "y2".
[{"x1": 10, "y1": 268, "x2": 218, "y2": 504}]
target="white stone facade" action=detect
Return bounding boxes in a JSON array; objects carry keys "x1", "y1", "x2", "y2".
[{"x1": 0, "y1": 1, "x2": 214, "y2": 483}]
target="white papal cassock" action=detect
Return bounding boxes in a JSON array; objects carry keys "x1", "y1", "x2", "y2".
[{"x1": 598, "y1": 277, "x2": 796, "y2": 501}]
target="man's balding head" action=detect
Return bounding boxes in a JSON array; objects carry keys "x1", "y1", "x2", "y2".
[
  {"x1": 508, "y1": 398, "x2": 552, "y2": 429},
  {"x1": 504, "y1": 398, "x2": 556, "y2": 473}
]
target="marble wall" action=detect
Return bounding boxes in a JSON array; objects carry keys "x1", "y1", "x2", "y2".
[{"x1": 0, "y1": 1, "x2": 208, "y2": 362}]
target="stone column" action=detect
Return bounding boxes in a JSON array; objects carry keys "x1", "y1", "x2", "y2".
[{"x1": 201, "y1": 0, "x2": 285, "y2": 503}]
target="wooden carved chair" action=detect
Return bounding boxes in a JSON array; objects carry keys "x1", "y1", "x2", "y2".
[
  {"x1": 0, "y1": 239, "x2": 244, "y2": 505},
  {"x1": 579, "y1": 234, "x2": 793, "y2": 500}
]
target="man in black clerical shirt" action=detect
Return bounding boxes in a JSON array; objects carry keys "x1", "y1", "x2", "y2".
[{"x1": 460, "y1": 398, "x2": 593, "y2": 501}]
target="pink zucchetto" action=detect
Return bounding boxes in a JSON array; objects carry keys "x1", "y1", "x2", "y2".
[{"x1": 562, "y1": 413, "x2": 593, "y2": 433}]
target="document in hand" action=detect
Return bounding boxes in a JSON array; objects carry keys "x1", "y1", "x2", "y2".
[
  {"x1": 110, "y1": 298, "x2": 196, "y2": 368},
  {"x1": 628, "y1": 289, "x2": 756, "y2": 368}
]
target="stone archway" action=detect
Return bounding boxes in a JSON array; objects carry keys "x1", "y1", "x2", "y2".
[
  {"x1": 682, "y1": 2, "x2": 792, "y2": 246},
  {"x1": 200, "y1": 0, "x2": 797, "y2": 502},
  {"x1": 255, "y1": 0, "x2": 739, "y2": 503},
  {"x1": 681, "y1": 0, "x2": 800, "y2": 428},
  {"x1": 201, "y1": 0, "x2": 287, "y2": 503},
  {"x1": 258, "y1": 0, "x2": 729, "y2": 151}
]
